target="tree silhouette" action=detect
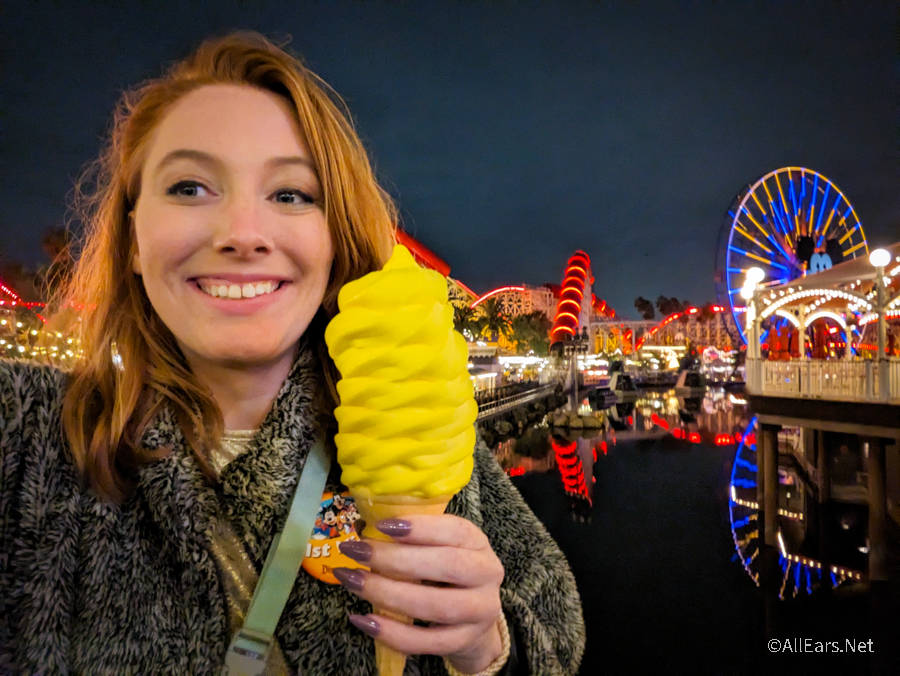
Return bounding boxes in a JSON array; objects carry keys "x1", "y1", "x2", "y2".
[
  {"x1": 698, "y1": 302, "x2": 716, "y2": 324},
  {"x1": 634, "y1": 296, "x2": 655, "y2": 320},
  {"x1": 510, "y1": 311, "x2": 552, "y2": 355},
  {"x1": 656, "y1": 295, "x2": 690, "y2": 317},
  {"x1": 453, "y1": 305, "x2": 484, "y2": 341},
  {"x1": 479, "y1": 297, "x2": 512, "y2": 342}
]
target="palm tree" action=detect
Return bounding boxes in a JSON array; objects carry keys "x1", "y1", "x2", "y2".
[
  {"x1": 453, "y1": 305, "x2": 484, "y2": 341},
  {"x1": 479, "y1": 298, "x2": 511, "y2": 342}
]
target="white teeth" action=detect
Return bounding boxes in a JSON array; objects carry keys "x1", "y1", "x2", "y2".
[{"x1": 199, "y1": 280, "x2": 280, "y2": 299}]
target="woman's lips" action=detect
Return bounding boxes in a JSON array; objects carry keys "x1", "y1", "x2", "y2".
[
  {"x1": 196, "y1": 279, "x2": 282, "y2": 299},
  {"x1": 190, "y1": 279, "x2": 289, "y2": 314}
]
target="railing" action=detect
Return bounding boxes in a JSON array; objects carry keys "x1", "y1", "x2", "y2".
[
  {"x1": 475, "y1": 382, "x2": 542, "y2": 406},
  {"x1": 476, "y1": 384, "x2": 557, "y2": 422},
  {"x1": 748, "y1": 357, "x2": 900, "y2": 403},
  {"x1": 889, "y1": 359, "x2": 900, "y2": 400}
]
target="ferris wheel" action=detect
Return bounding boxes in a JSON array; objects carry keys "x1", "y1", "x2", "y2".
[{"x1": 714, "y1": 167, "x2": 868, "y2": 344}]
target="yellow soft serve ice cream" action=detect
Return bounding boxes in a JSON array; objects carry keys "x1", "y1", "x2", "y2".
[{"x1": 324, "y1": 245, "x2": 477, "y2": 498}]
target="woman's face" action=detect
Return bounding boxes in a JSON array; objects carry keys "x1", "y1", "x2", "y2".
[{"x1": 132, "y1": 84, "x2": 333, "y2": 373}]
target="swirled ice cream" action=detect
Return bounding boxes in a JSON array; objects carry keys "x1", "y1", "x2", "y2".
[{"x1": 324, "y1": 245, "x2": 477, "y2": 499}]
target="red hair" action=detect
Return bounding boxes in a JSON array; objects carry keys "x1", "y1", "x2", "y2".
[{"x1": 58, "y1": 32, "x2": 396, "y2": 501}]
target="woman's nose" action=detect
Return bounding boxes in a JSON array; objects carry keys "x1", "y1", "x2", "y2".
[{"x1": 213, "y1": 199, "x2": 273, "y2": 257}]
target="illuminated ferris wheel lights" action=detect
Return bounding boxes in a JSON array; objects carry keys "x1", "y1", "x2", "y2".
[
  {"x1": 739, "y1": 285, "x2": 755, "y2": 301},
  {"x1": 869, "y1": 249, "x2": 891, "y2": 268},
  {"x1": 716, "y1": 168, "x2": 869, "y2": 346},
  {"x1": 746, "y1": 267, "x2": 765, "y2": 284}
]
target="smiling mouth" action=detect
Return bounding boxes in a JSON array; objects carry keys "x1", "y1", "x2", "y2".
[{"x1": 195, "y1": 280, "x2": 286, "y2": 299}]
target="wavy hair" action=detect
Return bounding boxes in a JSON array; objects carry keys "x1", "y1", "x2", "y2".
[{"x1": 58, "y1": 32, "x2": 396, "y2": 502}]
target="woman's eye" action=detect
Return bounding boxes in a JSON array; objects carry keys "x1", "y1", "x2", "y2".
[
  {"x1": 166, "y1": 180, "x2": 209, "y2": 198},
  {"x1": 272, "y1": 189, "x2": 315, "y2": 206}
]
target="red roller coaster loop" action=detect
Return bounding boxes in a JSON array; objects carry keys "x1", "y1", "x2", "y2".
[{"x1": 550, "y1": 251, "x2": 590, "y2": 343}]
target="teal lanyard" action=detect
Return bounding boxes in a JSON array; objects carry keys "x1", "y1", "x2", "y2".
[{"x1": 222, "y1": 437, "x2": 332, "y2": 676}]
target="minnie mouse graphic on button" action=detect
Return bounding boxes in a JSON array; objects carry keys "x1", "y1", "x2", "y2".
[{"x1": 302, "y1": 491, "x2": 368, "y2": 584}]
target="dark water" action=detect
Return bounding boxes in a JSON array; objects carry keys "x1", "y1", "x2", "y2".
[{"x1": 493, "y1": 389, "x2": 895, "y2": 675}]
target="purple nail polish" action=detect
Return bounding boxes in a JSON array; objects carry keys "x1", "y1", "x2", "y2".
[
  {"x1": 338, "y1": 539, "x2": 372, "y2": 563},
  {"x1": 376, "y1": 518, "x2": 411, "y2": 537},
  {"x1": 333, "y1": 567, "x2": 365, "y2": 593},
  {"x1": 349, "y1": 613, "x2": 381, "y2": 638}
]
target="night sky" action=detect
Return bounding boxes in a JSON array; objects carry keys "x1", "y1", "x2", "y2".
[{"x1": 1, "y1": 1, "x2": 896, "y2": 317}]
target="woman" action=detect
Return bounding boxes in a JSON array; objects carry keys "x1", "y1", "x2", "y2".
[{"x1": 0, "y1": 33, "x2": 584, "y2": 675}]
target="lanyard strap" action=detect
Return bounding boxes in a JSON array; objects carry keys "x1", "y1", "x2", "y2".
[{"x1": 222, "y1": 437, "x2": 332, "y2": 676}]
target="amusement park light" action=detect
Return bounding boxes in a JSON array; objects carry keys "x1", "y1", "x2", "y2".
[
  {"x1": 869, "y1": 248, "x2": 891, "y2": 268},
  {"x1": 745, "y1": 267, "x2": 765, "y2": 284},
  {"x1": 739, "y1": 284, "x2": 755, "y2": 300}
]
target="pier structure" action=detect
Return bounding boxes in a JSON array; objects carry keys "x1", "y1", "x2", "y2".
[{"x1": 743, "y1": 243, "x2": 900, "y2": 585}]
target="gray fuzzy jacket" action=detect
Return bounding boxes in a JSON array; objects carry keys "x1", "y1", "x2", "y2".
[{"x1": 0, "y1": 349, "x2": 584, "y2": 675}]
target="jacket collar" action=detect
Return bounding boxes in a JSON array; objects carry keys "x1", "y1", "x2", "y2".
[{"x1": 137, "y1": 341, "x2": 321, "y2": 572}]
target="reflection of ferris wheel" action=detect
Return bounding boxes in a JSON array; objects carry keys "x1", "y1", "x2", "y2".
[{"x1": 714, "y1": 167, "x2": 869, "y2": 344}]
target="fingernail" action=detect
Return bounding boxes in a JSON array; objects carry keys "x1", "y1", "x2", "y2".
[
  {"x1": 333, "y1": 567, "x2": 365, "y2": 593},
  {"x1": 348, "y1": 613, "x2": 381, "y2": 638},
  {"x1": 376, "y1": 518, "x2": 411, "y2": 537},
  {"x1": 338, "y1": 539, "x2": 373, "y2": 563}
]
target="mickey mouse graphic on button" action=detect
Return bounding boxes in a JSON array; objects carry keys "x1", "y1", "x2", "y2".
[{"x1": 302, "y1": 490, "x2": 368, "y2": 584}]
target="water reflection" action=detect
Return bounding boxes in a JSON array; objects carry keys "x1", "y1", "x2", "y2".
[
  {"x1": 491, "y1": 386, "x2": 889, "y2": 673},
  {"x1": 729, "y1": 417, "x2": 866, "y2": 601},
  {"x1": 496, "y1": 387, "x2": 868, "y2": 586}
]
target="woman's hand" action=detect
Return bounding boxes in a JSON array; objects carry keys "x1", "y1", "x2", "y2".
[{"x1": 334, "y1": 514, "x2": 506, "y2": 674}]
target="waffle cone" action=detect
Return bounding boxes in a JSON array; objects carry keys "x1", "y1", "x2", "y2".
[{"x1": 350, "y1": 489, "x2": 454, "y2": 676}]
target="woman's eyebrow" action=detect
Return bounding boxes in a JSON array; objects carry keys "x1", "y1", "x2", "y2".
[
  {"x1": 153, "y1": 149, "x2": 317, "y2": 175},
  {"x1": 267, "y1": 155, "x2": 317, "y2": 172},
  {"x1": 154, "y1": 148, "x2": 223, "y2": 173}
]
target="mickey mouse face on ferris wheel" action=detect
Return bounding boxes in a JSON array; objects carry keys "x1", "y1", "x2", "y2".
[{"x1": 809, "y1": 252, "x2": 833, "y2": 274}]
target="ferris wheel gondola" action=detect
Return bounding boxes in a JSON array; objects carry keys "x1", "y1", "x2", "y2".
[{"x1": 714, "y1": 167, "x2": 868, "y2": 344}]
